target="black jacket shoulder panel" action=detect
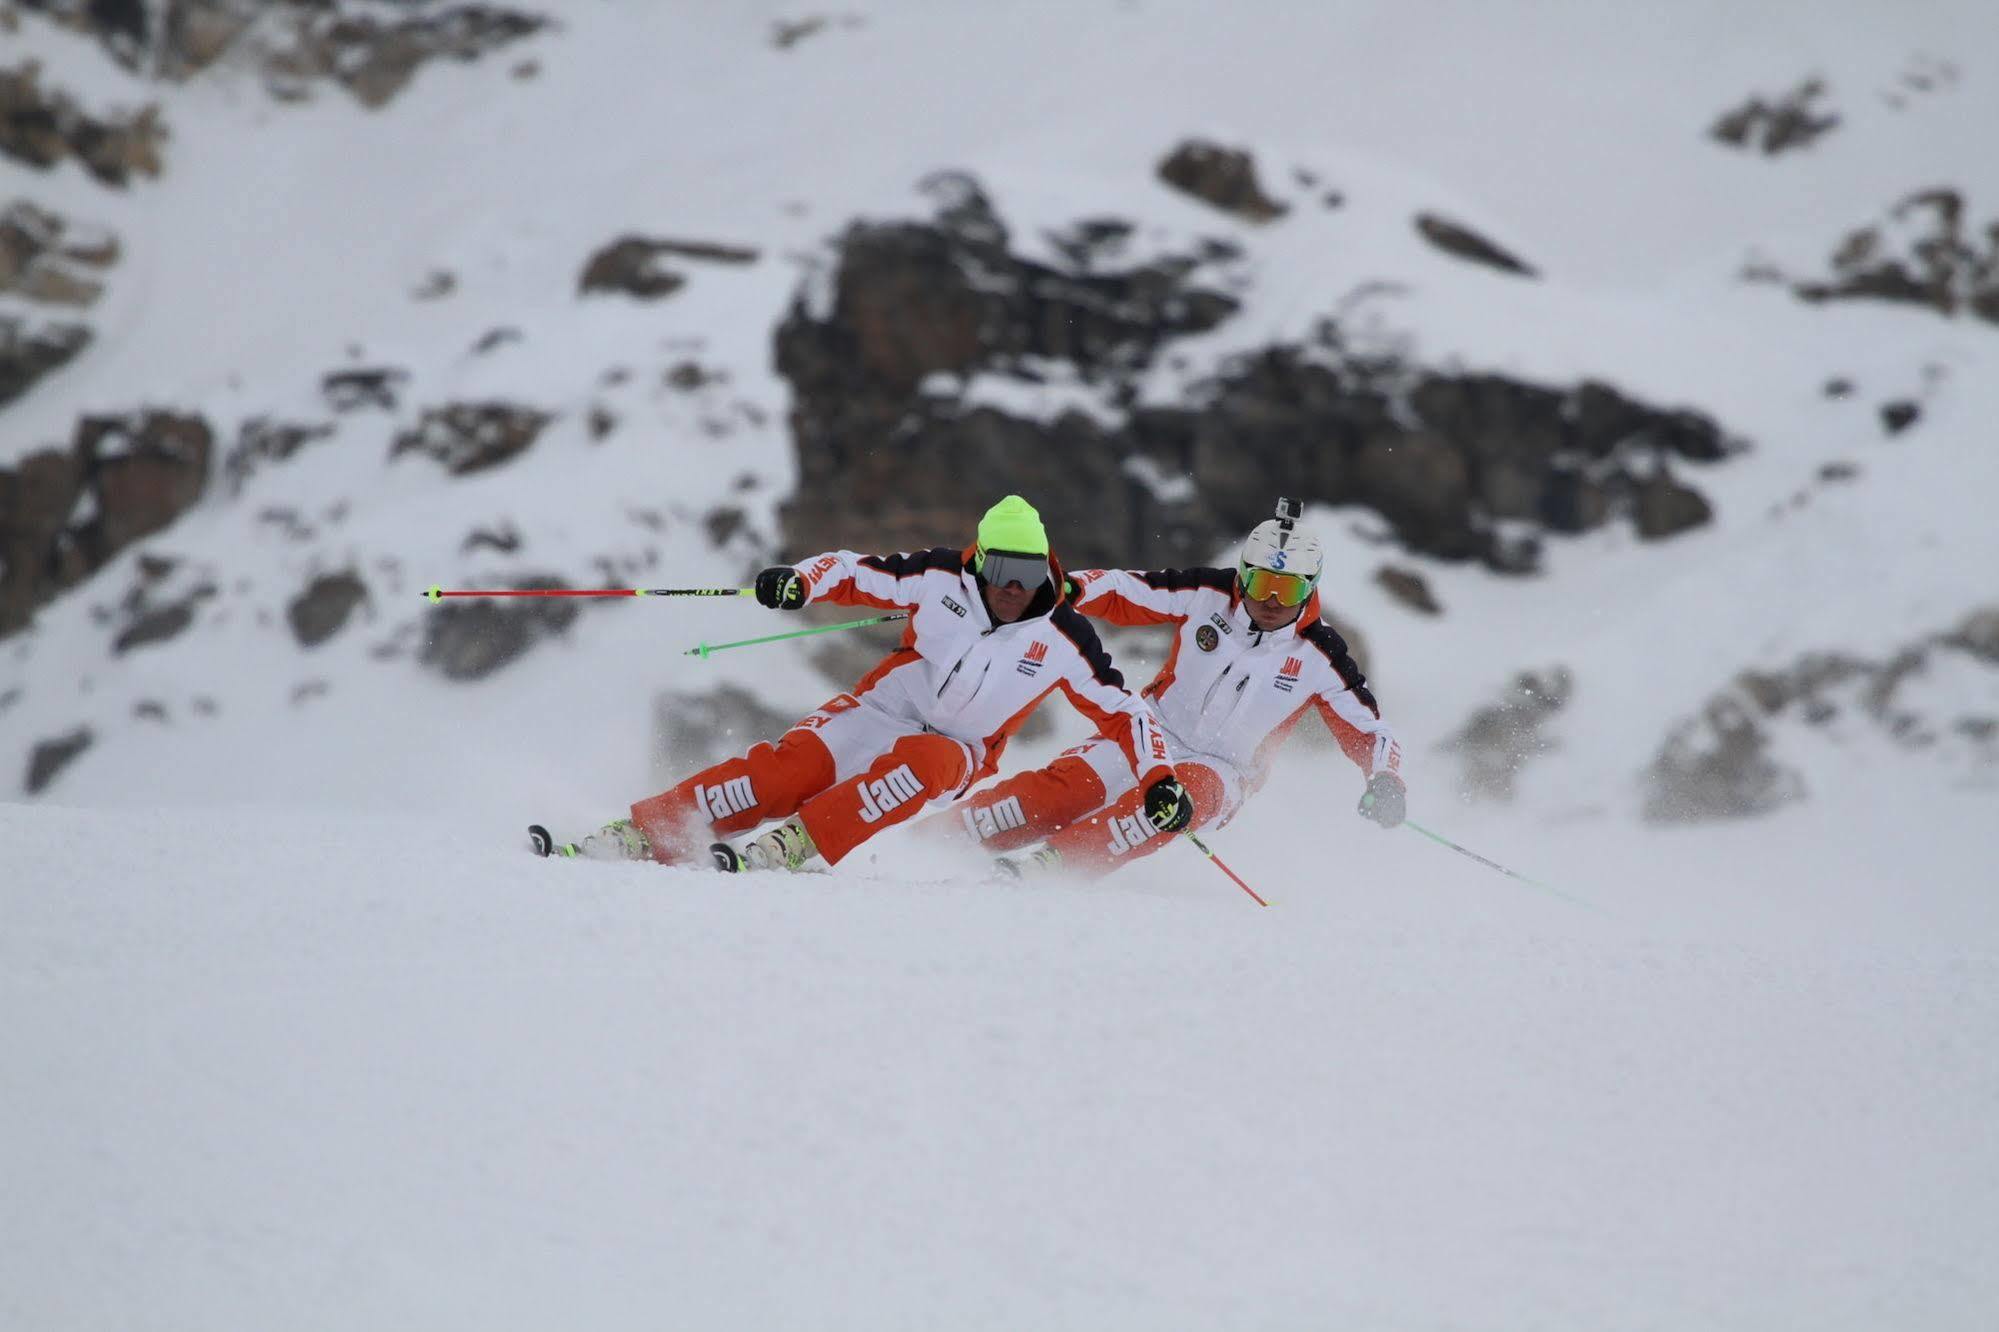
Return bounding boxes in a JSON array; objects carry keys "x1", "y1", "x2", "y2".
[
  {"x1": 1303, "y1": 621, "x2": 1379, "y2": 716},
  {"x1": 1051, "y1": 603, "x2": 1126, "y2": 690},
  {"x1": 860, "y1": 547, "x2": 966, "y2": 578}
]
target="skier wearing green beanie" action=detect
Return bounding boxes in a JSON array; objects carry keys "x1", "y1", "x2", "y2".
[{"x1": 557, "y1": 495, "x2": 1193, "y2": 875}]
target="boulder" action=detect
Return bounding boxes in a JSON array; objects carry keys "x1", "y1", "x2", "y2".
[
  {"x1": 1156, "y1": 139, "x2": 1287, "y2": 222},
  {"x1": 25, "y1": 725, "x2": 93, "y2": 795},
  {"x1": 287, "y1": 570, "x2": 368, "y2": 647}
]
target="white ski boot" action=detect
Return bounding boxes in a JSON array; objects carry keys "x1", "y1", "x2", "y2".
[
  {"x1": 574, "y1": 817, "x2": 651, "y2": 862},
  {"x1": 991, "y1": 845, "x2": 1064, "y2": 880},
  {"x1": 712, "y1": 818, "x2": 818, "y2": 873}
]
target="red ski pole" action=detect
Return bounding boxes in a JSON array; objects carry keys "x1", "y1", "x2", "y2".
[
  {"x1": 1185, "y1": 832, "x2": 1268, "y2": 906},
  {"x1": 421, "y1": 585, "x2": 751, "y2": 601}
]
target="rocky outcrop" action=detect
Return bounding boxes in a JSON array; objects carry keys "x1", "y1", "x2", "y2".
[
  {"x1": 0, "y1": 410, "x2": 213, "y2": 639},
  {"x1": 0, "y1": 60, "x2": 166, "y2": 186},
  {"x1": 1789, "y1": 188, "x2": 1999, "y2": 324},
  {"x1": 15, "y1": 0, "x2": 547, "y2": 103},
  {"x1": 777, "y1": 179, "x2": 1738, "y2": 573},
  {"x1": 268, "y1": 5, "x2": 550, "y2": 108},
  {"x1": 418, "y1": 574, "x2": 576, "y2": 681},
  {"x1": 1445, "y1": 667, "x2": 1573, "y2": 801},
  {"x1": 390, "y1": 402, "x2": 551, "y2": 476},
  {"x1": 0, "y1": 201, "x2": 119, "y2": 307},
  {"x1": 1709, "y1": 78, "x2": 1840, "y2": 155},
  {"x1": 0, "y1": 314, "x2": 92, "y2": 408},
  {"x1": 1643, "y1": 608, "x2": 1999, "y2": 821},
  {"x1": 1156, "y1": 139, "x2": 1287, "y2": 223}
]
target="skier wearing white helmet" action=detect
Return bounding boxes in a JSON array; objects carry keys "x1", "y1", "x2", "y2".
[{"x1": 925, "y1": 497, "x2": 1405, "y2": 878}]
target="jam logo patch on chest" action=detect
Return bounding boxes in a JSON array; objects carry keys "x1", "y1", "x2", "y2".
[
  {"x1": 1017, "y1": 639, "x2": 1050, "y2": 677},
  {"x1": 1274, "y1": 656, "x2": 1304, "y2": 693}
]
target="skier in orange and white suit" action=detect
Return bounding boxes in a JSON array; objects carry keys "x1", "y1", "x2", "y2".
[
  {"x1": 567, "y1": 495, "x2": 1196, "y2": 873},
  {"x1": 931, "y1": 499, "x2": 1405, "y2": 878}
]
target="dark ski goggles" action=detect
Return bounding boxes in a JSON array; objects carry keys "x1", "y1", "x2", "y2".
[
  {"x1": 975, "y1": 547, "x2": 1050, "y2": 590},
  {"x1": 1238, "y1": 562, "x2": 1316, "y2": 607}
]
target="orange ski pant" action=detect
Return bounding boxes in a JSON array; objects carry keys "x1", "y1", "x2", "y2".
[
  {"x1": 631, "y1": 708, "x2": 973, "y2": 867},
  {"x1": 935, "y1": 750, "x2": 1230, "y2": 876}
]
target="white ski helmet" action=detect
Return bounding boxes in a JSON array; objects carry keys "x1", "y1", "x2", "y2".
[{"x1": 1237, "y1": 500, "x2": 1324, "y2": 605}]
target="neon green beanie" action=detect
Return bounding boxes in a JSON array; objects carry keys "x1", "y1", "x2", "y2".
[{"x1": 975, "y1": 494, "x2": 1048, "y2": 554}]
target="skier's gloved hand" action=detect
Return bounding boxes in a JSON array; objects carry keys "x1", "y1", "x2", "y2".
[
  {"x1": 1357, "y1": 772, "x2": 1406, "y2": 829},
  {"x1": 1144, "y1": 776, "x2": 1195, "y2": 834},
  {"x1": 754, "y1": 566, "x2": 807, "y2": 610}
]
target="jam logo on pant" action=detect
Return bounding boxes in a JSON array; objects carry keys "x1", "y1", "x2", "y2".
[
  {"x1": 1104, "y1": 810, "x2": 1161, "y2": 857},
  {"x1": 962, "y1": 796, "x2": 1027, "y2": 841},
  {"x1": 856, "y1": 764, "x2": 925, "y2": 823},
  {"x1": 696, "y1": 775, "x2": 756, "y2": 820}
]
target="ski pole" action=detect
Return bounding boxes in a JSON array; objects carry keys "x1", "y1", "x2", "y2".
[
  {"x1": 1400, "y1": 818, "x2": 1594, "y2": 909},
  {"x1": 1185, "y1": 831, "x2": 1269, "y2": 907},
  {"x1": 684, "y1": 613, "x2": 908, "y2": 659},
  {"x1": 422, "y1": 585, "x2": 751, "y2": 601}
]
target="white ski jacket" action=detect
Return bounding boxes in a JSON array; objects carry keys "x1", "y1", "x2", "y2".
[
  {"x1": 1066, "y1": 566, "x2": 1402, "y2": 788},
  {"x1": 791, "y1": 546, "x2": 1177, "y2": 789}
]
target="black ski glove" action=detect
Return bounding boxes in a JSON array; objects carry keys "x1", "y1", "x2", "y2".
[
  {"x1": 1357, "y1": 772, "x2": 1406, "y2": 829},
  {"x1": 1144, "y1": 776, "x2": 1195, "y2": 834},
  {"x1": 754, "y1": 566, "x2": 807, "y2": 610}
]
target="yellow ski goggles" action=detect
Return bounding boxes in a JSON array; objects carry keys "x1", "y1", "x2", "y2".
[{"x1": 1238, "y1": 562, "x2": 1317, "y2": 607}]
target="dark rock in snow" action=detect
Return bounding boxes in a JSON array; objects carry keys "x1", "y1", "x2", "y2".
[
  {"x1": 1632, "y1": 466, "x2": 1714, "y2": 540},
  {"x1": 287, "y1": 570, "x2": 368, "y2": 647},
  {"x1": 1709, "y1": 78, "x2": 1840, "y2": 155},
  {"x1": 1374, "y1": 565, "x2": 1441, "y2": 616},
  {"x1": 112, "y1": 599, "x2": 195, "y2": 654},
  {"x1": 391, "y1": 403, "x2": 551, "y2": 476},
  {"x1": 1879, "y1": 400, "x2": 1921, "y2": 435},
  {"x1": 419, "y1": 575, "x2": 575, "y2": 681},
  {"x1": 25, "y1": 725, "x2": 93, "y2": 794},
  {"x1": 652, "y1": 684, "x2": 795, "y2": 775},
  {"x1": 1414, "y1": 212, "x2": 1537, "y2": 277},
  {"x1": 1156, "y1": 139, "x2": 1288, "y2": 222},
  {"x1": 1447, "y1": 667, "x2": 1573, "y2": 802},
  {"x1": 223, "y1": 417, "x2": 335, "y2": 494},
  {"x1": 0, "y1": 315, "x2": 92, "y2": 408},
  {"x1": 322, "y1": 367, "x2": 407, "y2": 412},
  {"x1": 0, "y1": 59, "x2": 166, "y2": 187}
]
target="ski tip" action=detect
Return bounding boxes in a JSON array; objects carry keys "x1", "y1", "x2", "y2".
[
  {"x1": 527, "y1": 824, "x2": 555, "y2": 857},
  {"x1": 709, "y1": 841, "x2": 745, "y2": 873}
]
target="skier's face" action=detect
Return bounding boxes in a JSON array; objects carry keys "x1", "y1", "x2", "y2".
[
  {"x1": 1245, "y1": 589, "x2": 1303, "y2": 632},
  {"x1": 984, "y1": 579, "x2": 1037, "y2": 622}
]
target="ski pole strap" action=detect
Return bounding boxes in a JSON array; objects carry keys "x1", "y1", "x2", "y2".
[
  {"x1": 423, "y1": 585, "x2": 751, "y2": 601},
  {"x1": 1185, "y1": 831, "x2": 1269, "y2": 907},
  {"x1": 684, "y1": 613, "x2": 909, "y2": 659},
  {"x1": 1401, "y1": 819, "x2": 1594, "y2": 909}
]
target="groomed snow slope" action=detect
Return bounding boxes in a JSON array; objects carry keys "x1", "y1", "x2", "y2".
[{"x1": 6, "y1": 799, "x2": 1997, "y2": 1330}]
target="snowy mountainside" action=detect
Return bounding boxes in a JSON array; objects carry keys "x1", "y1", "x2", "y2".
[
  {"x1": 4, "y1": 0, "x2": 1997, "y2": 827},
  {"x1": 6, "y1": 3, "x2": 1999, "y2": 1327}
]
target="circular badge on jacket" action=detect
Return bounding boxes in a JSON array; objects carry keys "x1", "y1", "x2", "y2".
[{"x1": 1195, "y1": 624, "x2": 1220, "y2": 652}]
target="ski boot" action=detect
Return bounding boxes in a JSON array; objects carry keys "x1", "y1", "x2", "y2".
[
  {"x1": 991, "y1": 845, "x2": 1064, "y2": 880},
  {"x1": 528, "y1": 818, "x2": 651, "y2": 862},
  {"x1": 711, "y1": 817, "x2": 818, "y2": 873}
]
